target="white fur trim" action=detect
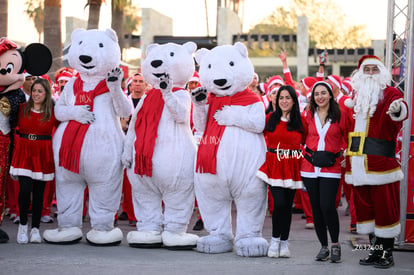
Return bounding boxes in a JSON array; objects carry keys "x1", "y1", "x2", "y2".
[
  {"x1": 344, "y1": 98, "x2": 355, "y2": 108},
  {"x1": 300, "y1": 171, "x2": 341, "y2": 179},
  {"x1": 256, "y1": 171, "x2": 303, "y2": 189},
  {"x1": 268, "y1": 79, "x2": 284, "y2": 88},
  {"x1": 327, "y1": 75, "x2": 341, "y2": 89},
  {"x1": 316, "y1": 72, "x2": 324, "y2": 78},
  {"x1": 346, "y1": 155, "x2": 403, "y2": 186},
  {"x1": 375, "y1": 223, "x2": 401, "y2": 238},
  {"x1": 9, "y1": 167, "x2": 54, "y2": 181},
  {"x1": 389, "y1": 100, "x2": 408, "y2": 121},
  {"x1": 283, "y1": 68, "x2": 290, "y2": 74},
  {"x1": 357, "y1": 221, "x2": 374, "y2": 234}
]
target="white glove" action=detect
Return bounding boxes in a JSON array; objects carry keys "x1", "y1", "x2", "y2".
[
  {"x1": 386, "y1": 98, "x2": 403, "y2": 115},
  {"x1": 73, "y1": 105, "x2": 95, "y2": 124},
  {"x1": 157, "y1": 73, "x2": 172, "y2": 94},
  {"x1": 213, "y1": 105, "x2": 236, "y2": 126},
  {"x1": 121, "y1": 149, "x2": 133, "y2": 169}
]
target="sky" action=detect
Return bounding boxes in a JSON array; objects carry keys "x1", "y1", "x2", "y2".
[{"x1": 8, "y1": 0, "x2": 390, "y2": 44}]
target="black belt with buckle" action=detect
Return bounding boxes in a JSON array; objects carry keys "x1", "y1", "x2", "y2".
[
  {"x1": 17, "y1": 131, "x2": 52, "y2": 141},
  {"x1": 349, "y1": 136, "x2": 395, "y2": 158}
]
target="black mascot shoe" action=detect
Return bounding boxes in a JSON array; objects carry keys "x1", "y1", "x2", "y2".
[
  {"x1": 359, "y1": 249, "x2": 382, "y2": 265},
  {"x1": 192, "y1": 219, "x2": 204, "y2": 231},
  {"x1": 374, "y1": 250, "x2": 394, "y2": 269},
  {"x1": 0, "y1": 228, "x2": 9, "y2": 243}
]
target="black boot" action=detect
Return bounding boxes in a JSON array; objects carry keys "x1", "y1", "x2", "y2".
[
  {"x1": 359, "y1": 234, "x2": 381, "y2": 265},
  {"x1": 0, "y1": 228, "x2": 9, "y2": 243},
  {"x1": 375, "y1": 238, "x2": 395, "y2": 269}
]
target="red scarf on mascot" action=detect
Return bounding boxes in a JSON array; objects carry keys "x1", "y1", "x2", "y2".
[
  {"x1": 196, "y1": 88, "x2": 260, "y2": 174},
  {"x1": 59, "y1": 77, "x2": 109, "y2": 173},
  {"x1": 134, "y1": 87, "x2": 181, "y2": 177}
]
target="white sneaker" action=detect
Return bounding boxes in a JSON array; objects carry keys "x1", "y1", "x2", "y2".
[
  {"x1": 13, "y1": 216, "x2": 20, "y2": 224},
  {"x1": 17, "y1": 224, "x2": 28, "y2": 244},
  {"x1": 279, "y1": 240, "x2": 291, "y2": 258},
  {"x1": 267, "y1": 237, "x2": 280, "y2": 258},
  {"x1": 30, "y1": 228, "x2": 42, "y2": 243},
  {"x1": 40, "y1": 216, "x2": 54, "y2": 223}
]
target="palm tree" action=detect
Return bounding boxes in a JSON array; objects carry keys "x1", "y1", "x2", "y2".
[
  {"x1": 0, "y1": 0, "x2": 7, "y2": 37},
  {"x1": 111, "y1": 0, "x2": 128, "y2": 51},
  {"x1": 86, "y1": 0, "x2": 103, "y2": 29},
  {"x1": 44, "y1": 0, "x2": 62, "y2": 76}
]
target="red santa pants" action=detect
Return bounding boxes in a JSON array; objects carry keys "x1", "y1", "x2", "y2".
[{"x1": 353, "y1": 181, "x2": 400, "y2": 237}]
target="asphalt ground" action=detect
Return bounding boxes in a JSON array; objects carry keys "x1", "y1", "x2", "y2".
[{"x1": 0, "y1": 197, "x2": 413, "y2": 275}]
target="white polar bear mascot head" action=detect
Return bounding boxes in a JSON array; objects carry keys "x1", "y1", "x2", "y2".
[
  {"x1": 195, "y1": 42, "x2": 254, "y2": 97},
  {"x1": 142, "y1": 42, "x2": 197, "y2": 89},
  {"x1": 68, "y1": 28, "x2": 121, "y2": 82}
]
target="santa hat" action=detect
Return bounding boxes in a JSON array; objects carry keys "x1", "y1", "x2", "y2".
[
  {"x1": 0, "y1": 38, "x2": 17, "y2": 56},
  {"x1": 23, "y1": 70, "x2": 32, "y2": 78},
  {"x1": 342, "y1": 76, "x2": 351, "y2": 84},
  {"x1": 267, "y1": 75, "x2": 284, "y2": 88},
  {"x1": 56, "y1": 70, "x2": 73, "y2": 82},
  {"x1": 311, "y1": 81, "x2": 334, "y2": 98},
  {"x1": 341, "y1": 81, "x2": 353, "y2": 95},
  {"x1": 357, "y1": 55, "x2": 382, "y2": 69},
  {"x1": 126, "y1": 76, "x2": 133, "y2": 87},
  {"x1": 188, "y1": 71, "x2": 199, "y2": 83},
  {"x1": 301, "y1": 77, "x2": 317, "y2": 90},
  {"x1": 327, "y1": 75, "x2": 342, "y2": 90},
  {"x1": 257, "y1": 82, "x2": 268, "y2": 95}
]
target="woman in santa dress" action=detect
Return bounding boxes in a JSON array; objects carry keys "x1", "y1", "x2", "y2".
[
  {"x1": 301, "y1": 81, "x2": 349, "y2": 263},
  {"x1": 10, "y1": 78, "x2": 59, "y2": 244},
  {"x1": 257, "y1": 85, "x2": 306, "y2": 259}
]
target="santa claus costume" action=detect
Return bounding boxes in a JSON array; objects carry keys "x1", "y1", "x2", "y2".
[{"x1": 345, "y1": 55, "x2": 408, "y2": 268}]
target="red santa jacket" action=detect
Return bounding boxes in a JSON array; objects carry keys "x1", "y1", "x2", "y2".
[
  {"x1": 345, "y1": 86, "x2": 408, "y2": 186},
  {"x1": 300, "y1": 109, "x2": 349, "y2": 179}
]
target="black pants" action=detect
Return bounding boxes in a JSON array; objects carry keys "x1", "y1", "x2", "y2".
[
  {"x1": 269, "y1": 186, "x2": 296, "y2": 241},
  {"x1": 302, "y1": 177, "x2": 340, "y2": 247},
  {"x1": 18, "y1": 176, "x2": 46, "y2": 229}
]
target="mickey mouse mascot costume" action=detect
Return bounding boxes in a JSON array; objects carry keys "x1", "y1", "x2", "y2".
[{"x1": 0, "y1": 38, "x2": 52, "y2": 242}]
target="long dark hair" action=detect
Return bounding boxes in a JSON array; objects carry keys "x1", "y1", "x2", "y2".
[
  {"x1": 265, "y1": 85, "x2": 304, "y2": 133},
  {"x1": 23, "y1": 78, "x2": 54, "y2": 121},
  {"x1": 309, "y1": 81, "x2": 341, "y2": 124}
]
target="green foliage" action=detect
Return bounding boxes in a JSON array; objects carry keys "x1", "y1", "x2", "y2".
[
  {"x1": 123, "y1": 4, "x2": 141, "y2": 34},
  {"x1": 24, "y1": 0, "x2": 44, "y2": 40}
]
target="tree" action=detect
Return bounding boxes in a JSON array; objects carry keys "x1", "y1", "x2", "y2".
[
  {"x1": 248, "y1": 0, "x2": 370, "y2": 56},
  {"x1": 112, "y1": 0, "x2": 140, "y2": 59},
  {"x1": 25, "y1": 0, "x2": 44, "y2": 42},
  {"x1": 86, "y1": 0, "x2": 104, "y2": 29},
  {"x1": 0, "y1": 0, "x2": 7, "y2": 37},
  {"x1": 44, "y1": 0, "x2": 62, "y2": 76}
]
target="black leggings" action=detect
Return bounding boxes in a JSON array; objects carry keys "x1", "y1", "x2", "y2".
[
  {"x1": 18, "y1": 176, "x2": 46, "y2": 229},
  {"x1": 302, "y1": 177, "x2": 340, "y2": 246},
  {"x1": 269, "y1": 186, "x2": 296, "y2": 240}
]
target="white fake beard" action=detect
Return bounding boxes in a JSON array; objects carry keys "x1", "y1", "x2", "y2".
[{"x1": 353, "y1": 74, "x2": 385, "y2": 118}]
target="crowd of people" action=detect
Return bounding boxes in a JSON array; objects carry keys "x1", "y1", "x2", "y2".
[{"x1": 0, "y1": 48, "x2": 407, "y2": 270}]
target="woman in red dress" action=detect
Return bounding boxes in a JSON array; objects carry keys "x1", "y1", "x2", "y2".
[
  {"x1": 257, "y1": 85, "x2": 306, "y2": 258},
  {"x1": 10, "y1": 78, "x2": 59, "y2": 244}
]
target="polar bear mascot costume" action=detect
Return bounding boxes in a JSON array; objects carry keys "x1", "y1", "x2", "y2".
[
  {"x1": 191, "y1": 42, "x2": 268, "y2": 256},
  {"x1": 43, "y1": 28, "x2": 132, "y2": 245},
  {"x1": 122, "y1": 42, "x2": 199, "y2": 249}
]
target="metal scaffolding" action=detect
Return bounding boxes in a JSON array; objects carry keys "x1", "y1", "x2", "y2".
[{"x1": 386, "y1": 0, "x2": 414, "y2": 249}]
